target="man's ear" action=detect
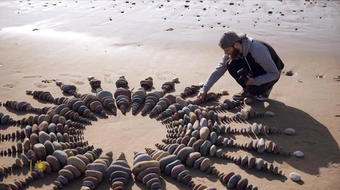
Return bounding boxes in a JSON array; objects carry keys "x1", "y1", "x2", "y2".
[{"x1": 233, "y1": 42, "x2": 241, "y2": 49}]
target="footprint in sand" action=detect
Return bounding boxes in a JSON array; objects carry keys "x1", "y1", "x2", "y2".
[{"x1": 3, "y1": 84, "x2": 15, "y2": 88}]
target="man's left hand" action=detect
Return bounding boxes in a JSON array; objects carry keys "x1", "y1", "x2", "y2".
[{"x1": 246, "y1": 76, "x2": 256, "y2": 86}]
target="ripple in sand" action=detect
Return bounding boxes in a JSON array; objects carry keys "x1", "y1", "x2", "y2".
[{"x1": 23, "y1": 75, "x2": 42, "y2": 78}]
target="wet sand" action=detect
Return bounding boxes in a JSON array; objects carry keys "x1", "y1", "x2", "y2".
[{"x1": 0, "y1": 0, "x2": 340, "y2": 189}]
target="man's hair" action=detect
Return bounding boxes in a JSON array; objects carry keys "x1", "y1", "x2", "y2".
[{"x1": 219, "y1": 32, "x2": 245, "y2": 49}]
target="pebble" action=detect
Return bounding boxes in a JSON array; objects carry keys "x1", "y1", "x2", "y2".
[
  {"x1": 200, "y1": 118, "x2": 207, "y2": 127},
  {"x1": 285, "y1": 70, "x2": 294, "y2": 76},
  {"x1": 289, "y1": 172, "x2": 301, "y2": 182},
  {"x1": 257, "y1": 138, "x2": 265, "y2": 153},
  {"x1": 199, "y1": 127, "x2": 210, "y2": 140},
  {"x1": 293, "y1": 151, "x2": 304, "y2": 158},
  {"x1": 283, "y1": 128, "x2": 296, "y2": 136}
]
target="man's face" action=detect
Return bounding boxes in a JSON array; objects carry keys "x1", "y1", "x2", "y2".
[{"x1": 223, "y1": 46, "x2": 240, "y2": 60}]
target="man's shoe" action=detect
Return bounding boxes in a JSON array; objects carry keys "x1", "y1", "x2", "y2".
[
  {"x1": 255, "y1": 88, "x2": 272, "y2": 102},
  {"x1": 233, "y1": 89, "x2": 247, "y2": 101}
]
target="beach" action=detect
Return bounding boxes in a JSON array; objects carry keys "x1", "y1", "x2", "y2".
[{"x1": 0, "y1": 0, "x2": 340, "y2": 189}]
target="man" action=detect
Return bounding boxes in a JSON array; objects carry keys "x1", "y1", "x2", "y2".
[{"x1": 198, "y1": 31, "x2": 284, "y2": 102}]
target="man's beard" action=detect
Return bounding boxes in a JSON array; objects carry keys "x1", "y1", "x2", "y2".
[{"x1": 230, "y1": 47, "x2": 240, "y2": 60}]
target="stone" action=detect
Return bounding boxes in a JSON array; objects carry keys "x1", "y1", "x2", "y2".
[
  {"x1": 53, "y1": 150, "x2": 68, "y2": 166},
  {"x1": 200, "y1": 118, "x2": 207, "y2": 127},
  {"x1": 199, "y1": 127, "x2": 210, "y2": 140},
  {"x1": 67, "y1": 156, "x2": 86, "y2": 173},
  {"x1": 293, "y1": 151, "x2": 304, "y2": 158},
  {"x1": 257, "y1": 138, "x2": 265, "y2": 153},
  {"x1": 283, "y1": 128, "x2": 296, "y2": 136},
  {"x1": 33, "y1": 143, "x2": 46, "y2": 160},
  {"x1": 289, "y1": 172, "x2": 301, "y2": 182},
  {"x1": 38, "y1": 131, "x2": 51, "y2": 144}
]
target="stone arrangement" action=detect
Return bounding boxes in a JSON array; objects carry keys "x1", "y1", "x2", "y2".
[{"x1": 0, "y1": 75, "x2": 303, "y2": 189}]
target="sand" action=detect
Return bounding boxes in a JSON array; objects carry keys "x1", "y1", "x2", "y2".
[{"x1": 0, "y1": 0, "x2": 339, "y2": 189}]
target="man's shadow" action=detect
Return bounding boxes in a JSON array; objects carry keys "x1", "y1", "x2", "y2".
[{"x1": 246, "y1": 99, "x2": 340, "y2": 175}]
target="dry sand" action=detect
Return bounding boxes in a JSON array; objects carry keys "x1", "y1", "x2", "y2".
[{"x1": 0, "y1": 0, "x2": 339, "y2": 189}]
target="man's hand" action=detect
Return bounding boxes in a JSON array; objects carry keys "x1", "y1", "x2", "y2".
[
  {"x1": 246, "y1": 76, "x2": 256, "y2": 86},
  {"x1": 197, "y1": 92, "x2": 207, "y2": 100}
]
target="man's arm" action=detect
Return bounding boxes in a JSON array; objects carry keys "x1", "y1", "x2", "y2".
[
  {"x1": 202, "y1": 55, "x2": 229, "y2": 93},
  {"x1": 251, "y1": 42, "x2": 280, "y2": 85}
]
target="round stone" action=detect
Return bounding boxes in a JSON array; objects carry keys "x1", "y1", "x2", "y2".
[
  {"x1": 209, "y1": 145, "x2": 217, "y2": 157},
  {"x1": 53, "y1": 150, "x2": 68, "y2": 166},
  {"x1": 33, "y1": 143, "x2": 46, "y2": 160},
  {"x1": 227, "y1": 174, "x2": 241, "y2": 188},
  {"x1": 47, "y1": 123, "x2": 57, "y2": 133},
  {"x1": 289, "y1": 172, "x2": 301, "y2": 182},
  {"x1": 67, "y1": 156, "x2": 86, "y2": 173},
  {"x1": 199, "y1": 127, "x2": 210, "y2": 140},
  {"x1": 293, "y1": 151, "x2": 304, "y2": 158},
  {"x1": 200, "y1": 118, "x2": 207, "y2": 127},
  {"x1": 38, "y1": 131, "x2": 51, "y2": 144}
]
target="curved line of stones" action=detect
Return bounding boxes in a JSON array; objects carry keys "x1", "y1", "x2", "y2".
[{"x1": 0, "y1": 78, "x2": 297, "y2": 190}]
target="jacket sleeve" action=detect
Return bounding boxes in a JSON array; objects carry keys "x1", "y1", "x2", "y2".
[
  {"x1": 251, "y1": 43, "x2": 280, "y2": 85},
  {"x1": 202, "y1": 56, "x2": 229, "y2": 93}
]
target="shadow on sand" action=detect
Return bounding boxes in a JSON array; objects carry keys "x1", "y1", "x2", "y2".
[{"x1": 246, "y1": 99, "x2": 340, "y2": 176}]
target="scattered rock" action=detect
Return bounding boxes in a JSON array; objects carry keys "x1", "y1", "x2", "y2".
[
  {"x1": 165, "y1": 28, "x2": 174, "y2": 31},
  {"x1": 289, "y1": 172, "x2": 301, "y2": 182},
  {"x1": 293, "y1": 151, "x2": 304, "y2": 158},
  {"x1": 285, "y1": 70, "x2": 294, "y2": 76},
  {"x1": 316, "y1": 74, "x2": 324, "y2": 78},
  {"x1": 283, "y1": 128, "x2": 296, "y2": 136}
]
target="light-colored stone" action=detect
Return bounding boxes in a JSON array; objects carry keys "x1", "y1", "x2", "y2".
[
  {"x1": 289, "y1": 172, "x2": 301, "y2": 182},
  {"x1": 293, "y1": 151, "x2": 304, "y2": 158},
  {"x1": 199, "y1": 127, "x2": 210, "y2": 140},
  {"x1": 257, "y1": 138, "x2": 265, "y2": 153}
]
